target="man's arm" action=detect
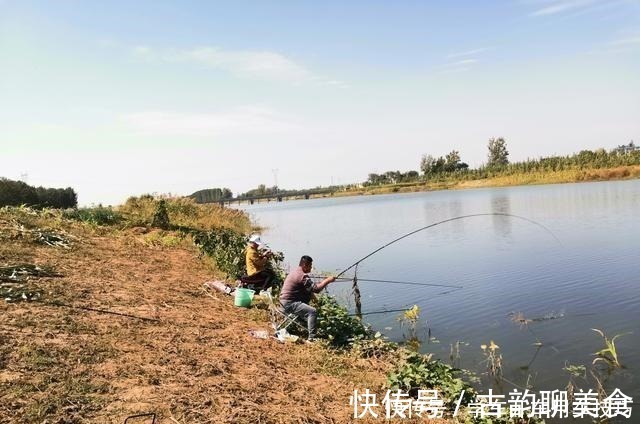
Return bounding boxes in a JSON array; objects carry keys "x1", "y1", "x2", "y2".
[{"x1": 312, "y1": 275, "x2": 336, "y2": 293}]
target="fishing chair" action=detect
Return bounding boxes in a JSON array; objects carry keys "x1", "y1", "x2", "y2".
[{"x1": 263, "y1": 291, "x2": 307, "y2": 335}]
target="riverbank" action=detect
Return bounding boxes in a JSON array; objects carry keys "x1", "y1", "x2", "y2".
[{"x1": 0, "y1": 205, "x2": 393, "y2": 423}]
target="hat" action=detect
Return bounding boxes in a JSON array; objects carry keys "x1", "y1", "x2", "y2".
[{"x1": 248, "y1": 234, "x2": 263, "y2": 246}]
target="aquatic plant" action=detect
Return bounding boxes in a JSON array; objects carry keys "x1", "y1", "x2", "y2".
[
  {"x1": 397, "y1": 305, "x2": 420, "y2": 338},
  {"x1": 592, "y1": 328, "x2": 627, "y2": 368},
  {"x1": 480, "y1": 340, "x2": 503, "y2": 380}
]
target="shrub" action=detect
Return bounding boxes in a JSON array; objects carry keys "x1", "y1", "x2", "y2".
[
  {"x1": 151, "y1": 199, "x2": 170, "y2": 229},
  {"x1": 386, "y1": 350, "x2": 474, "y2": 407},
  {"x1": 192, "y1": 227, "x2": 247, "y2": 279},
  {"x1": 315, "y1": 295, "x2": 369, "y2": 347}
]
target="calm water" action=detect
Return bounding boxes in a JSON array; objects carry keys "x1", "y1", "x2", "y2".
[{"x1": 237, "y1": 180, "x2": 639, "y2": 400}]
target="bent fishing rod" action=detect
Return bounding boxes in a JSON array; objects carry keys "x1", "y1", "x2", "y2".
[{"x1": 335, "y1": 212, "x2": 561, "y2": 279}]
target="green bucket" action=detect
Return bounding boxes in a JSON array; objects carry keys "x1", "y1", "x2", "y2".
[{"x1": 234, "y1": 288, "x2": 255, "y2": 308}]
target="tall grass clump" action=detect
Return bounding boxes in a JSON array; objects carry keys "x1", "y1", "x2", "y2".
[{"x1": 118, "y1": 195, "x2": 251, "y2": 233}]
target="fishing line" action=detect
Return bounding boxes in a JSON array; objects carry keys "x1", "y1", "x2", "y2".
[
  {"x1": 311, "y1": 275, "x2": 463, "y2": 289},
  {"x1": 336, "y1": 212, "x2": 562, "y2": 278}
]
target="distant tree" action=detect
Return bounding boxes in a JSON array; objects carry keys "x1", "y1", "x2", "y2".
[
  {"x1": 0, "y1": 178, "x2": 77, "y2": 208},
  {"x1": 444, "y1": 150, "x2": 460, "y2": 172},
  {"x1": 384, "y1": 171, "x2": 402, "y2": 184},
  {"x1": 190, "y1": 188, "x2": 234, "y2": 203},
  {"x1": 420, "y1": 154, "x2": 436, "y2": 175},
  {"x1": 487, "y1": 137, "x2": 509, "y2": 167},
  {"x1": 405, "y1": 170, "x2": 420, "y2": 180}
]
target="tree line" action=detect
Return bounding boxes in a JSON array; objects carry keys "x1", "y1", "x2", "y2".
[
  {"x1": 364, "y1": 138, "x2": 639, "y2": 186},
  {"x1": 191, "y1": 139, "x2": 639, "y2": 199},
  {"x1": 190, "y1": 188, "x2": 234, "y2": 203},
  {"x1": 0, "y1": 178, "x2": 78, "y2": 208}
]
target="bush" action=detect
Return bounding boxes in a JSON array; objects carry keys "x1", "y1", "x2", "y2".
[
  {"x1": 192, "y1": 227, "x2": 247, "y2": 279},
  {"x1": 315, "y1": 295, "x2": 369, "y2": 347},
  {"x1": 151, "y1": 199, "x2": 170, "y2": 229}
]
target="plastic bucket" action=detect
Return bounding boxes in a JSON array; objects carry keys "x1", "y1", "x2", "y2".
[{"x1": 234, "y1": 288, "x2": 255, "y2": 308}]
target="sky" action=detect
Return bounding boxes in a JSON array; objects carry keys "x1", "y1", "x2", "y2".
[{"x1": 1, "y1": 0, "x2": 639, "y2": 205}]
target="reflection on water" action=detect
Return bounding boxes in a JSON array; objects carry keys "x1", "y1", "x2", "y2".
[
  {"x1": 491, "y1": 193, "x2": 512, "y2": 239},
  {"x1": 237, "y1": 180, "x2": 640, "y2": 400}
]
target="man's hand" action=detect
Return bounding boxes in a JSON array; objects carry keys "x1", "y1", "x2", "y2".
[{"x1": 317, "y1": 275, "x2": 336, "y2": 291}]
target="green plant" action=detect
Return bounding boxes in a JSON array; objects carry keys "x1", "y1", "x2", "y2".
[
  {"x1": 63, "y1": 206, "x2": 122, "y2": 226},
  {"x1": 315, "y1": 294, "x2": 369, "y2": 347},
  {"x1": 192, "y1": 227, "x2": 247, "y2": 279},
  {"x1": 397, "y1": 305, "x2": 420, "y2": 337},
  {"x1": 386, "y1": 349, "x2": 474, "y2": 408},
  {"x1": 563, "y1": 362, "x2": 586, "y2": 379},
  {"x1": 592, "y1": 328, "x2": 628, "y2": 368}
]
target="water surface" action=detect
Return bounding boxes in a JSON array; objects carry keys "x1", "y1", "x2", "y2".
[{"x1": 237, "y1": 180, "x2": 639, "y2": 399}]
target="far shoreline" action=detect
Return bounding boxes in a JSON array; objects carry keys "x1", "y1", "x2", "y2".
[{"x1": 233, "y1": 164, "x2": 640, "y2": 205}]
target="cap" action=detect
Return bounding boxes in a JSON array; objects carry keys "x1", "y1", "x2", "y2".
[{"x1": 248, "y1": 234, "x2": 263, "y2": 246}]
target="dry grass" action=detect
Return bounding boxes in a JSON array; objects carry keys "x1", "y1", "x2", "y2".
[
  {"x1": 0, "y1": 209, "x2": 395, "y2": 423},
  {"x1": 117, "y1": 195, "x2": 253, "y2": 233}
]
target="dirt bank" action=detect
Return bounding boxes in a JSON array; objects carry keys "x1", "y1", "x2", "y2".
[{"x1": 0, "y1": 222, "x2": 390, "y2": 423}]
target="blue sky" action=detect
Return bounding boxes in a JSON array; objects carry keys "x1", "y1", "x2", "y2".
[{"x1": 1, "y1": 0, "x2": 639, "y2": 205}]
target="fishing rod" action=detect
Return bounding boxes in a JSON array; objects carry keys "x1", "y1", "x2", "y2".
[
  {"x1": 310, "y1": 275, "x2": 463, "y2": 289},
  {"x1": 336, "y1": 212, "x2": 562, "y2": 279},
  {"x1": 348, "y1": 307, "x2": 414, "y2": 317}
]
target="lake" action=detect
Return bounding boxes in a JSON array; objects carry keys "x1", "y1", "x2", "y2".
[{"x1": 237, "y1": 180, "x2": 639, "y2": 401}]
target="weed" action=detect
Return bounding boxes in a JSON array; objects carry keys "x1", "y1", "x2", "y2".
[
  {"x1": 63, "y1": 206, "x2": 122, "y2": 226},
  {"x1": 563, "y1": 362, "x2": 586, "y2": 379},
  {"x1": 397, "y1": 305, "x2": 420, "y2": 338},
  {"x1": 351, "y1": 332, "x2": 397, "y2": 359},
  {"x1": 143, "y1": 230, "x2": 185, "y2": 248},
  {"x1": 450, "y1": 340, "x2": 469, "y2": 367},
  {"x1": 480, "y1": 340, "x2": 503, "y2": 380},
  {"x1": 592, "y1": 328, "x2": 628, "y2": 368},
  {"x1": 386, "y1": 349, "x2": 475, "y2": 408}
]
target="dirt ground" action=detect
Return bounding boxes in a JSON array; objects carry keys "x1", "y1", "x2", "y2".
[{"x1": 0, "y1": 225, "x2": 392, "y2": 423}]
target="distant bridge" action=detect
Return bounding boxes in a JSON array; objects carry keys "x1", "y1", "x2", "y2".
[{"x1": 218, "y1": 189, "x2": 336, "y2": 206}]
